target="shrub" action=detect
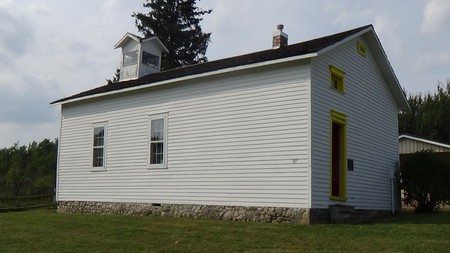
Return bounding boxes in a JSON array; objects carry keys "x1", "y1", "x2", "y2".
[{"x1": 401, "y1": 150, "x2": 450, "y2": 212}]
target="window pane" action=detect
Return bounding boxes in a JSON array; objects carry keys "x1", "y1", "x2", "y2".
[
  {"x1": 93, "y1": 147, "x2": 104, "y2": 167},
  {"x1": 329, "y1": 65, "x2": 345, "y2": 93},
  {"x1": 151, "y1": 119, "x2": 164, "y2": 141},
  {"x1": 150, "y1": 143, "x2": 164, "y2": 164},
  {"x1": 123, "y1": 51, "x2": 138, "y2": 66},
  {"x1": 142, "y1": 51, "x2": 159, "y2": 68},
  {"x1": 149, "y1": 114, "x2": 167, "y2": 167},
  {"x1": 331, "y1": 78, "x2": 338, "y2": 89},
  {"x1": 94, "y1": 127, "x2": 104, "y2": 147}
]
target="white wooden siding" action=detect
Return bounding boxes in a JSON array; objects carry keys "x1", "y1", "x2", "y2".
[
  {"x1": 57, "y1": 61, "x2": 311, "y2": 208},
  {"x1": 310, "y1": 37, "x2": 399, "y2": 210},
  {"x1": 399, "y1": 138, "x2": 450, "y2": 154},
  {"x1": 122, "y1": 39, "x2": 139, "y2": 53}
]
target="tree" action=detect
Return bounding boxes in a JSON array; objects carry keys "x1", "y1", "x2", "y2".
[
  {"x1": 106, "y1": 68, "x2": 121, "y2": 85},
  {"x1": 133, "y1": 0, "x2": 212, "y2": 70},
  {"x1": 26, "y1": 139, "x2": 58, "y2": 194},
  {"x1": 401, "y1": 150, "x2": 450, "y2": 212},
  {"x1": 399, "y1": 80, "x2": 450, "y2": 143},
  {"x1": 4, "y1": 144, "x2": 29, "y2": 196},
  {"x1": 0, "y1": 139, "x2": 57, "y2": 197}
]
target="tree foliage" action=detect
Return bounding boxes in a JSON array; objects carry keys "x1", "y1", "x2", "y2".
[
  {"x1": 0, "y1": 139, "x2": 57, "y2": 197},
  {"x1": 399, "y1": 80, "x2": 450, "y2": 143},
  {"x1": 401, "y1": 150, "x2": 450, "y2": 212},
  {"x1": 106, "y1": 68, "x2": 121, "y2": 85},
  {"x1": 133, "y1": 0, "x2": 212, "y2": 70}
]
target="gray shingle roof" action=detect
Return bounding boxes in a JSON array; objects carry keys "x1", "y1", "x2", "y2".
[{"x1": 51, "y1": 25, "x2": 372, "y2": 105}]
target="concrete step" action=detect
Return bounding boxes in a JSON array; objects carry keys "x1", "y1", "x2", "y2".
[{"x1": 329, "y1": 205, "x2": 377, "y2": 224}]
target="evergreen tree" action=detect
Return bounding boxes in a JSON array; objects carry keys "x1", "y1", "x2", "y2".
[
  {"x1": 399, "y1": 80, "x2": 450, "y2": 143},
  {"x1": 133, "y1": 0, "x2": 212, "y2": 70},
  {"x1": 107, "y1": 68, "x2": 121, "y2": 85}
]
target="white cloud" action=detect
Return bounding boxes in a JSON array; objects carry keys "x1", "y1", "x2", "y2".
[
  {"x1": 0, "y1": 0, "x2": 449, "y2": 147},
  {"x1": 0, "y1": 121, "x2": 59, "y2": 148},
  {"x1": 421, "y1": 0, "x2": 450, "y2": 33},
  {"x1": 0, "y1": 0, "x2": 139, "y2": 147},
  {"x1": 325, "y1": 1, "x2": 371, "y2": 27},
  {"x1": 0, "y1": 7, "x2": 34, "y2": 60},
  {"x1": 411, "y1": 50, "x2": 450, "y2": 75},
  {"x1": 372, "y1": 15, "x2": 405, "y2": 58},
  {"x1": 0, "y1": 73, "x2": 59, "y2": 124},
  {"x1": 198, "y1": 1, "x2": 275, "y2": 58}
]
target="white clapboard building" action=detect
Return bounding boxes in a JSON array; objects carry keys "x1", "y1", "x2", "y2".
[{"x1": 51, "y1": 25, "x2": 409, "y2": 223}]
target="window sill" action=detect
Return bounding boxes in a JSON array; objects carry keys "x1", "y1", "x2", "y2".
[
  {"x1": 330, "y1": 196, "x2": 347, "y2": 201},
  {"x1": 90, "y1": 167, "x2": 107, "y2": 172},
  {"x1": 330, "y1": 87, "x2": 345, "y2": 94},
  {"x1": 147, "y1": 165, "x2": 168, "y2": 170}
]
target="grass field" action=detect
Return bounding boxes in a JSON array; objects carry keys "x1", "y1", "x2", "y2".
[{"x1": 1, "y1": 210, "x2": 449, "y2": 253}]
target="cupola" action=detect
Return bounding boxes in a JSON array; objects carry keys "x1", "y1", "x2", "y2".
[{"x1": 114, "y1": 33, "x2": 169, "y2": 81}]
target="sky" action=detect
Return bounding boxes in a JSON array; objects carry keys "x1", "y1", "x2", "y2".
[{"x1": 0, "y1": 0, "x2": 449, "y2": 148}]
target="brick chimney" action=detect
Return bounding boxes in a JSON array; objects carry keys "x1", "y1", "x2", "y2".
[{"x1": 272, "y1": 24, "x2": 288, "y2": 49}]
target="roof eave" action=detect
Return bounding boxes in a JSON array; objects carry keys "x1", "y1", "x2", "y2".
[
  {"x1": 50, "y1": 53, "x2": 317, "y2": 106},
  {"x1": 113, "y1": 32, "x2": 142, "y2": 49},
  {"x1": 399, "y1": 134, "x2": 450, "y2": 149},
  {"x1": 316, "y1": 26, "x2": 373, "y2": 56},
  {"x1": 364, "y1": 30, "x2": 410, "y2": 112}
]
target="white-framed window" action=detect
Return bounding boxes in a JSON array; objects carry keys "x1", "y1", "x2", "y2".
[
  {"x1": 123, "y1": 50, "x2": 138, "y2": 66},
  {"x1": 142, "y1": 51, "x2": 159, "y2": 69},
  {"x1": 148, "y1": 113, "x2": 168, "y2": 168},
  {"x1": 92, "y1": 122, "x2": 107, "y2": 171}
]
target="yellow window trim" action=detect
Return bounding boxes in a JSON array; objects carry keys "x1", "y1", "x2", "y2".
[
  {"x1": 330, "y1": 196, "x2": 346, "y2": 201},
  {"x1": 331, "y1": 110, "x2": 346, "y2": 124},
  {"x1": 329, "y1": 65, "x2": 345, "y2": 93},
  {"x1": 357, "y1": 41, "x2": 366, "y2": 57},
  {"x1": 330, "y1": 110, "x2": 347, "y2": 201}
]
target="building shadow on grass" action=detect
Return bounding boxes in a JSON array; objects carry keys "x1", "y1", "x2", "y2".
[{"x1": 374, "y1": 209, "x2": 450, "y2": 224}]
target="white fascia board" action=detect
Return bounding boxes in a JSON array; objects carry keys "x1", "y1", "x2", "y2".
[
  {"x1": 53, "y1": 53, "x2": 317, "y2": 106},
  {"x1": 365, "y1": 30, "x2": 409, "y2": 112},
  {"x1": 399, "y1": 135, "x2": 450, "y2": 149},
  {"x1": 114, "y1": 33, "x2": 141, "y2": 49},
  {"x1": 315, "y1": 27, "x2": 373, "y2": 56}
]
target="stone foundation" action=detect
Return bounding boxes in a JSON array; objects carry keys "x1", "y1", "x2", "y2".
[
  {"x1": 58, "y1": 201, "x2": 392, "y2": 224},
  {"x1": 57, "y1": 201, "x2": 311, "y2": 224},
  {"x1": 309, "y1": 208, "x2": 331, "y2": 223}
]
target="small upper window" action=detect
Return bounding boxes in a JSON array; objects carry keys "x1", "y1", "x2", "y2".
[
  {"x1": 92, "y1": 123, "x2": 107, "y2": 170},
  {"x1": 123, "y1": 50, "x2": 138, "y2": 66},
  {"x1": 149, "y1": 113, "x2": 168, "y2": 168},
  {"x1": 142, "y1": 51, "x2": 159, "y2": 68},
  {"x1": 329, "y1": 65, "x2": 345, "y2": 93}
]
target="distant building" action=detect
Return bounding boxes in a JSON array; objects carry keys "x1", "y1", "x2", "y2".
[{"x1": 399, "y1": 134, "x2": 450, "y2": 154}]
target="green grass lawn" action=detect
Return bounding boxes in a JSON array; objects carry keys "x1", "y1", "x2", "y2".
[{"x1": 0, "y1": 210, "x2": 449, "y2": 253}]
